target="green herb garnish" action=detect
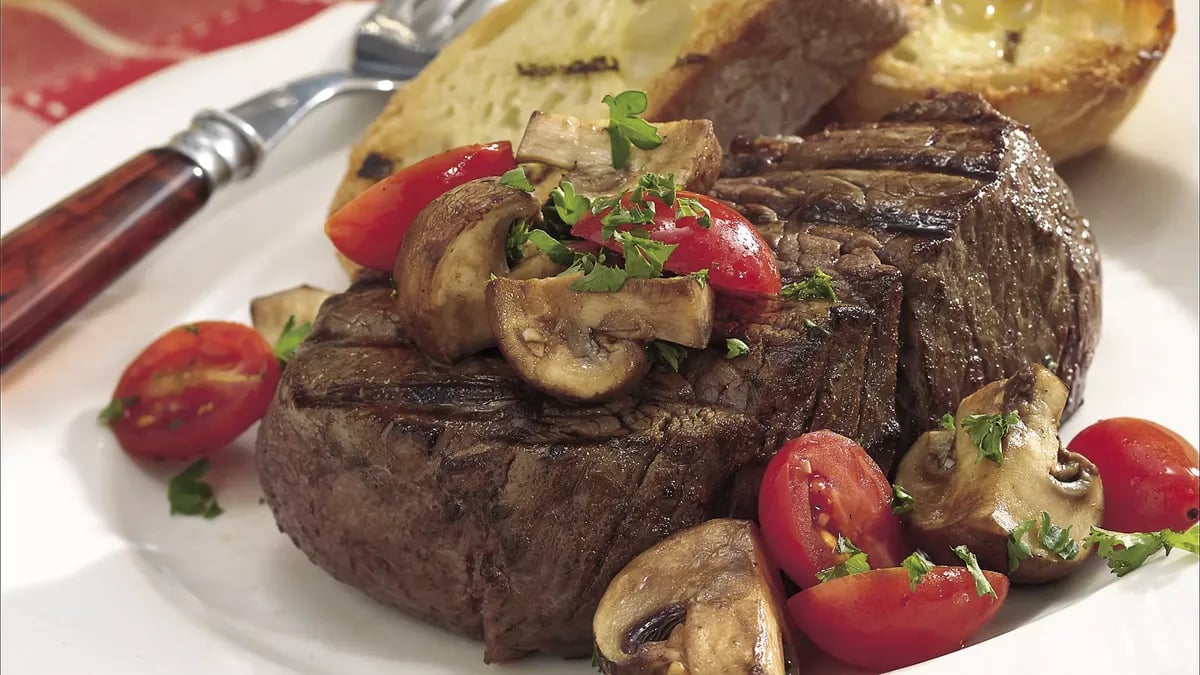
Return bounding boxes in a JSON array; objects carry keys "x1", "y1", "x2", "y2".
[
  {"x1": 1006, "y1": 519, "x2": 1036, "y2": 573},
  {"x1": 550, "y1": 180, "x2": 592, "y2": 225},
  {"x1": 901, "y1": 550, "x2": 935, "y2": 590},
  {"x1": 500, "y1": 166, "x2": 534, "y2": 192},
  {"x1": 602, "y1": 90, "x2": 662, "y2": 169},
  {"x1": 1038, "y1": 511, "x2": 1080, "y2": 561},
  {"x1": 614, "y1": 230, "x2": 676, "y2": 279},
  {"x1": 1084, "y1": 524, "x2": 1200, "y2": 577},
  {"x1": 648, "y1": 341, "x2": 687, "y2": 372},
  {"x1": 168, "y1": 458, "x2": 223, "y2": 519},
  {"x1": 939, "y1": 413, "x2": 956, "y2": 431},
  {"x1": 674, "y1": 196, "x2": 711, "y2": 228},
  {"x1": 98, "y1": 396, "x2": 139, "y2": 426},
  {"x1": 780, "y1": 268, "x2": 837, "y2": 302},
  {"x1": 566, "y1": 252, "x2": 629, "y2": 293},
  {"x1": 961, "y1": 411, "x2": 1020, "y2": 465},
  {"x1": 182, "y1": 323, "x2": 199, "y2": 334},
  {"x1": 802, "y1": 318, "x2": 830, "y2": 336},
  {"x1": 525, "y1": 230, "x2": 574, "y2": 266},
  {"x1": 274, "y1": 315, "x2": 312, "y2": 365},
  {"x1": 952, "y1": 545, "x2": 997, "y2": 598},
  {"x1": 891, "y1": 483, "x2": 915, "y2": 514},
  {"x1": 506, "y1": 219, "x2": 532, "y2": 264},
  {"x1": 690, "y1": 269, "x2": 710, "y2": 288},
  {"x1": 815, "y1": 535, "x2": 871, "y2": 582},
  {"x1": 725, "y1": 338, "x2": 750, "y2": 359},
  {"x1": 634, "y1": 172, "x2": 677, "y2": 206}
]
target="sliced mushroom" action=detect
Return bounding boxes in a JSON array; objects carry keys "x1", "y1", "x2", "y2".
[
  {"x1": 393, "y1": 177, "x2": 540, "y2": 363},
  {"x1": 896, "y1": 364, "x2": 1103, "y2": 583},
  {"x1": 516, "y1": 112, "x2": 723, "y2": 196},
  {"x1": 593, "y1": 519, "x2": 792, "y2": 675},
  {"x1": 486, "y1": 274, "x2": 713, "y2": 402},
  {"x1": 249, "y1": 284, "x2": 334, "y2": 344}
]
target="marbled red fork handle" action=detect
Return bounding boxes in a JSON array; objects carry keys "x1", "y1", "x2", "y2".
[{"x1": 0, "y1": 148, "x2": 210, "y2": 368}]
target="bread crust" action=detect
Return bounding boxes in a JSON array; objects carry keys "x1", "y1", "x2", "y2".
[{"x1": 833, "y1": 0, "x2": 1175, "y2": 163}]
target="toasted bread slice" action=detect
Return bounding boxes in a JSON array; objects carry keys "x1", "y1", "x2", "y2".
[
  {"x1": 330, "y1": 0, "x2": 907, "y2": 218},
  {"x1": 832, "y1": 0, "x2": 1175, "y2": 163}
]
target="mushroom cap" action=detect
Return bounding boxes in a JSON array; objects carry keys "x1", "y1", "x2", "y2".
[
  {"x1": 393, "y1": 177, "x2": 540, "y2": 364},
  {"x1": 592, "y1": 519, "x2": 791, "y2": 675},
  {"x1": 486, "y1": 274, "x2": 714, "y2": 403},
  {"x1": 896, "y1": 364, "x2": 1103, "y2": 583}
]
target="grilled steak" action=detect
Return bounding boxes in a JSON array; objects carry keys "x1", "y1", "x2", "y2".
[
  {"x1": 256, "y1": 93, "x2": 1099, "y2": 661},
  {"x1": 715, "y1": 93, "x2": 1101, "y2": 441}
]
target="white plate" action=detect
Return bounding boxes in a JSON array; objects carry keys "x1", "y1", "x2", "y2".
[{"x1": 2, "y1": 4, "x2": 1197, "y2": 674}]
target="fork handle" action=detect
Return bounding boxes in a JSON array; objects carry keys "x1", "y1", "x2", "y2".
[{"x1": 0, "y1": 149, "x2": 211, "y2": 368}]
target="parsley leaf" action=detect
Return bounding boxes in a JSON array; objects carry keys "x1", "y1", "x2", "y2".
[
  {"x1": 725, "y1": 338, "x2": 750, "y2": 359},
  {"x1": 674, "y1": 196, "x2": 712, "y2": 229},
  {"x1": 274, "y1": 316, "x2": 312, "y2": 365},
  {"x1": 182, "y1": 323, "x2": 199, "y2": 335},
  {"x1": 615, "y1": 230, "x2": 676, "y2": 279},
  {"x1": 599, "y1": 200, "x2": 656, "y2": 241},
  {"x1": 1007, "y1": 519, "x2": 1036, "y2": 573},
  {"x1": 636, "y1": 173, "x2": 677, "y2": 206},
  {"x1": 98, "y1": 396, "x2": 139, "y2": 426},
  {"x1": 961, "y1": 411, "x2": 1020, "y2": 465},
  {"x1": 689, "y1": 269, "x2": 709, "y2": 288},
  {"x1": 602, "y1": 90, "x2": 662, "y2": 169},
  {"x1": 780, "y1": 268, "x2": 838, "y2": 302},
  {"x1": 569, "y1": 253, "x2": 629, "y2": 293},
  {"x1": 525, "y1": 230, "x2": 574, "y2": 266},
  {"x1": 891, "y1": 483, "x2": 915, "y2": 514},
  {"x1": 550, "y1": 180, "x2": 591, "y2": 225},
  {"x1": 952, "y1": 545, "x2": 997, "y2": 598},
  {"x1": 902, "y1": 550, "x2": 934, "y2": 590},
  {"x1": 506, "y1": 219, "x2": 532, "y2": 264},
  {"x1": 648, "y1": 341, "x2": 687, "y2": 372},
  {"x1": 815, "y1": 535, "x2": 871, "y2": 582},
  {"x1": 167, "y1": 418, "x2": 184, "y2": 431},
  {"x1": 1038, "y1": 511, "x2": 1080, "y2": 560},
  {"x1": 1085, "y1": 524, "x2": 1200, "y2": 577},
  {"x1": 802, "y1": 318, "x2": 831, "y2": 336},
  {"x1": 500, "y1": 166, "x2": 534, "y2": 192},
  {"x1": 939, "y1": 413, "x2": 956, "y2": 431},
  {"x1": 168, "y1": 458, "x2": 222, "y2": 518}
]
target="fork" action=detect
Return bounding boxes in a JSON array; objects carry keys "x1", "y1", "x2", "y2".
[{"x1": 0, "y1": 0, "x2": 500, "y2": 369}]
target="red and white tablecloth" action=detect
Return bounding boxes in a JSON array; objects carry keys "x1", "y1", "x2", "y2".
[{"x1": 1, "y1": 0, "x2": 357, "y2": 174}]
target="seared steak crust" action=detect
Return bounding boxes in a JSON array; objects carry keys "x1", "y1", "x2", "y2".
[{"x1": 257, "y1": 94, "x2": 1098, "y2": 660}]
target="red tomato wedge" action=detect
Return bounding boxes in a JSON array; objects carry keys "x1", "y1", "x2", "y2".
[
  {"x1": 1068, "y1": 417, "x2": 1200, "y2": 532},
  {"x1": 788, "y1": 567, "x2": 1009, "y2": 672},
  {"x1": 571, "y1": 192, "x2": 782, "y2": 296},
  {"x1": 758, "y1": 430, "x2": 910, "y2": 588},
  {"x1": 103, "y1": 322, "x2": 281, "y2": 460},
  {"x1": 326, "y1": 141, "x2": 516, "y2": 271}
]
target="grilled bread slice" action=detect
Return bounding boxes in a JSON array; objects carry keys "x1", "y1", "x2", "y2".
[
  {"x1": 330, "y1": 0, "x2": 907, "y2": 221},
  {"x1": 832, "y1": 0, "x2": 1175, "y2": 163}
]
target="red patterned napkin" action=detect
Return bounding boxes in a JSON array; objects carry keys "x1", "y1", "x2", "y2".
[{"x1": 0, "y1": 0, "x2": 359, "y2": 174}]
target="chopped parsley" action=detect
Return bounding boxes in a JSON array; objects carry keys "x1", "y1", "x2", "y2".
[
  {"x1": 525, "y1": 230, "x2": 574, "y2": 266},
  {"x1": 98, "y1": 396, "x2": 139, "y2": 426},
  {"x1": 689, "y1": 269, "x2": 710, "y2": 288},
  {"x1": 952, "y1": 545, "x2": 997, "y2": 598},
  {"x1": 815, "y1": 535, "x2": 870, "y2": 582},
  {"x1": 725, "y1": 338, "x2": 750, "y2": 359},
  {"x1": 1084, "y1": 523, "x2": 1200, "y2": 577},
  {"x1": 780, "y1": 268, "x2": 837, "y2": 302},
  {"x1": 674, "y1": 196, "x2": 711, "y2": 229},
  {"x1": 499, "y1": 166, "x2": 534, "y2": 192},
  {"x1": 601, "y1": 90, "x2": 662, "y2": 169},
  {"x1": 167, "y1": 418, "x2": 184, "y2": 431},
  {"x1": 1038, "y1": 511, "x2": 1080, "y2": 561},
  {"x1": 891, "y1": 483, "x2": 915, "y2": 514},
  {"x1": 565, "y1": 252, "x2": 629, "y2": 293},
  {"x1": 939, "y1": 413, "x2": 956, "y2": 431},
  {"x1": 274, "y1": 315, "x2": 312, "y2": 365},
  {"x1": 182, "y1": 323, "x2": 199, "y2": 334},
  {"x1": 1007, "y1": 519, "x2": 1036, "y2": 573},
  {"x1": 648, "y1": 341, "x2": 687, "y2": 372},
  {"x1": 168, "y1": 458, "x2": 223, "y2": 519},
  {"x1": 901, "y1": 550, "x2": 934, "y2": 590},
  {"x1": 550, "y1": 180, "x2": 591, "y2": 225},
  {"x1": 614, "y1": 230, "x2": 676, "y2": 279},
  {"x1": 961, "y1": 411, "x2": 1020, "y2": 465},
  {"x1": 802, "y1": 318, "x2": 830, "y2": 336},
  {"x1": 634, "y1": 172, "x2": 677, "y2": 206},
  {"x1": 598, "y1": 199, "x2": 656, "y2": 241},
  {"x1": 506, "y1": 219, "x2": 532, "y2": 264}
]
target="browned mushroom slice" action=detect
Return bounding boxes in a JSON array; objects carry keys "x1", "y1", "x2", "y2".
[
  {"x1": 486, "y1": 274, "x2": 713, "y2": 403},
  {"x1": 896, "y1": 364, "x2": 1104, "y2": 583},
  {"x1": 249, "y1": 284, "x2": 334, "y2": 344},
  {"x1": 593, "y1": 519, "x2": 792, "y2": 675},
  {"x1": 393, "y1": 177, "x2": 540, "y2": 364},
  {"x1": 515, "y1": 112, "x2": 723, "y2": 196}
]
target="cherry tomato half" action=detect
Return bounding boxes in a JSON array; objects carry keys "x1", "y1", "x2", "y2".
[
  {"x1": 104, "y1": 322, "x2": 281, "y2": 460},
  {"x1": 326, "y1": 141, "x2": 516, "y2": 271},
  {"x1": 758, "y1": 430, "x2": 910, "y2": 588},
  {"x1": 788, "y1": 567, "x2": 1009, "y2": 672},
  {"x1": 571, "y1": 192, "x2": 782, "y2": 296},
  {"x1": 1068, "y1": 417, "x2": 1200, "y2": 532}
]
